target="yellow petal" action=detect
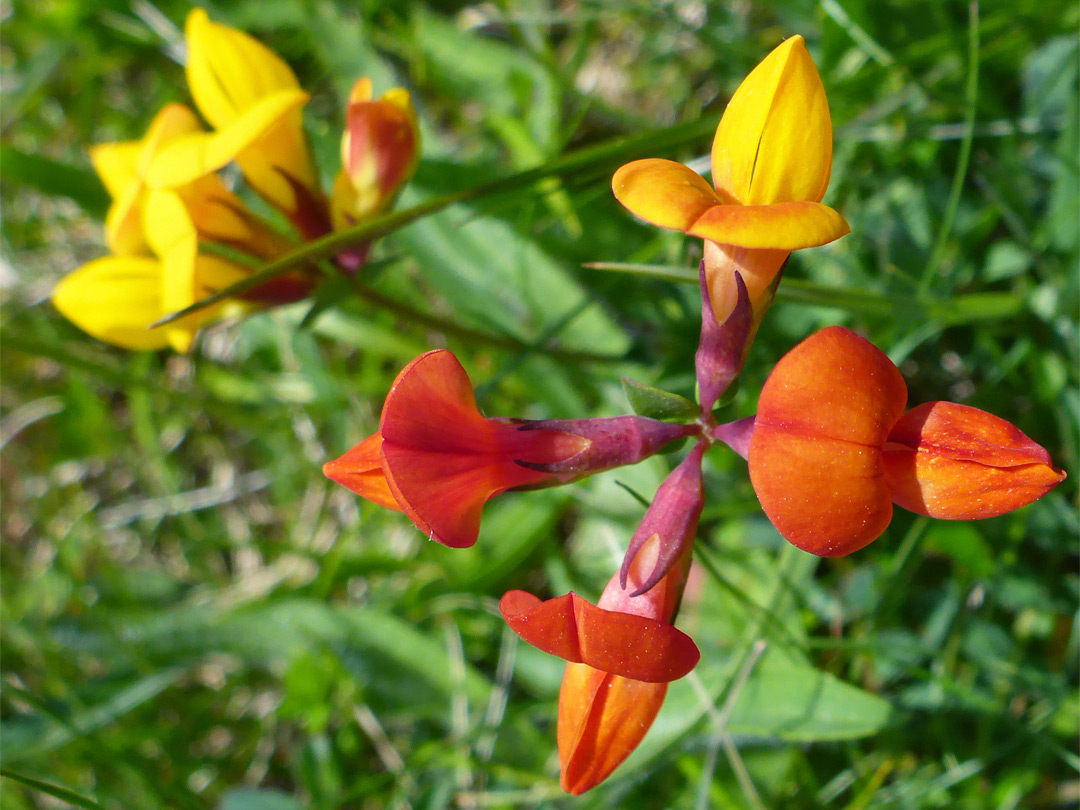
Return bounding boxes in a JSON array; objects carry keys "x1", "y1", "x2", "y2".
[
  {"x1": 712, "y1": 35, "x2": 833, "y2": 205},
  {"x1": 612, "y1": 158, "x2": 723, "y2": 231},
  {"x1": 161, "y1": 251, "x2": 250, "y2": 353},
  {"x1": 88, "y1": 140, "x2": 142, "y2": 199},
  {"x1": 51, "y1": 256, "x2": 171, "y2": 350},
  {"x1": 688, "y1": 200, "x2": 850, "y2": 250},
  {"x1": 185, "y1": 8, "x2": 300, "y2": 130},
  {"x1": 146, "y1": 89, "x2": 310, "y2": 194},
  {"x1": 95, "y1": 104, "x2": 202, "y2": 255},
  {"x1": 143, "y1": 190, "x2": 252, "y2": 351},
  {"x1": 348, "y1": 77, "x2": 374, "y2": 104}
]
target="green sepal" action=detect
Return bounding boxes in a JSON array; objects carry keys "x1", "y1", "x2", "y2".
[{"x1": 621, "y1": 377, "x2": 699, "y2": 420}]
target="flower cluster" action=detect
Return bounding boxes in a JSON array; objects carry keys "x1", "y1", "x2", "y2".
[
  {"x1": 52, "y1": 9, "x2": 419, "y2": 351},
  {"x1": 324, "y1": 35, "x2": 1064, "y2": 793}
]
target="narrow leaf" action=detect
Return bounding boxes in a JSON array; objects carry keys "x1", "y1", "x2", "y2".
[
  {"x1": 151, "y1": 114, "x2": 720, "y2": 327},
  {"x1": 621, "y1": 378, "x2": 699, "y2": 420},
  {"x1": 0, "y1": 769, "x2": 108, "y2": 810}
]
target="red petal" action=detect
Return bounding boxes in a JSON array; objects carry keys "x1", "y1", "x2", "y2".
[
  {"x1": 749, "y1": 326, "x2": 908, "y2": 556},
  {"x1": 558, "y1": 663, "x2": 667, "y2": 795},
  {"x1": 883, "y1": 401, "x2": 1065, "y2": 519},
  {"x1": 500, "y1": 590, "x2": 699, "y2": 682},
  {"x1": 382, "y1": 445, "x2": 548, "y2": 548},
  {"x1": 346, "y1": 98, "x2": 418, "y2": 197},
  {"x1": 322, "y1": 432, "x2": 401, "y2": 511},
  {"x1": 378, "y1": 350, "x2": 583, "y2": 547}
]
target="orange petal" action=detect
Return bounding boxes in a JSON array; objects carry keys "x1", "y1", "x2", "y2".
[
  {"x1": 688, "y1": 200, "x2": 849, "y2": 250},
  {"x1": 558, "y1": 663, "x2": 667, "y2": 795},
  {"x1": 381, "y1": 445, "x2": 548, "y2": 548},
  {"x1": 712, "y1": 35, "x2": 833, "y2": 205},
  {"x1": 322, "y1": 432, "x2": 402, "y2": 511},
  {"x1": 703, "y1": 242, "x2": 789, "y2": 324},
  {"x1": 749, "y1": 326, "x2": 908, "y2": 556},
  {"x1": 377, "y1": 350, "x2": 583, "y2": 547},
  {"x1": 500, "y1": 591, "x2": 699, "y2": 682},
  {"x1": 749, "y1": 432, "x2": 895, "y2": 556},
  {"x1": 883, "y1": 401, "x2": 1065, "y2": 519},
  {"x1": 612, "y1": 158, "x2": 723, "y2": 231}
]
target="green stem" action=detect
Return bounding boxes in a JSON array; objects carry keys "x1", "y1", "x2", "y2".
[
  {"x1": 919, "y1": 1, "x2": 980, "y2": 292},
  {"x1": 152, "y1": 115, "x2": 720, "y2": 328}
]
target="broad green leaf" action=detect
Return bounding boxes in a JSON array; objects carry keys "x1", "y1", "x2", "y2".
[
  {"x1": 395, "y1": 201, "x2": 630, "y2": 355},
  {"x1": 220, "y1": 788, "x2": 303, "y2": 810},
  {"x1": 723, "y1": 647, "x2": 894, "y2": 741}
]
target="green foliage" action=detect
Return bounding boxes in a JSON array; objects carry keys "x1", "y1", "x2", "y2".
[{"x1": 2, "y1": 1, "x2": 1076, "y2": 809}]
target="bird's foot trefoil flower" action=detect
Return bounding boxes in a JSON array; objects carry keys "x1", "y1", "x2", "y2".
[
  {"x1": 53, "y1": 10, "x2": 421, "y2": 352},
  {"x1": 746, "y1": 326, "x2": 1066, "y2": 556},
  {"x1": 323, "y1": 350, "x2": 698, "y2": 548},
  {"x1": 502, "y1": 527, "x2": 699, "y2": 794},
  {"x1": 612, "y1": 36, "x2": 849, "y2": 330}
]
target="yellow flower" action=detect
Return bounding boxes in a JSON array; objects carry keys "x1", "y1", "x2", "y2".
[
  {"x1": 331, "y1": 78, "x2": 420, "y2": 231},
  {"x1": 148, "y1": 9, "x2": 327, "y2": 236},
  {"x1": 55, "y1": 122, "x2": 303, "y2": 352},
  {"x1": 56, "y1": 12, "x2": 422, "y2": 352},
  {"x1": 612, "y1": 36, "x2": 849, "y2": 323}
]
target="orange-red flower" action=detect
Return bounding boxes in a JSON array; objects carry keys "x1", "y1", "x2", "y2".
[
  {"x1": 324, "y1": 350, "x2": 697, "y2": 548},
  {"x1": 612, "y1": 36, "x2": 849, "y2": 327},
  {"x1": 502, "y1": 533, "x2": 697, "y2": 794},
  {"x1": 748, "y1": 326, "x2": 1066, "y2": 556}
]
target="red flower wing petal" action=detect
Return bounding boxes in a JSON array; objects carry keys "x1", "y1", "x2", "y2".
[{"x1": 500, "y1": 590, "x2": 699, "y2": 682}]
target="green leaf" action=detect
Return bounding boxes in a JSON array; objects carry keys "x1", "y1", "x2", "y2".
[
  {"x1": 0, "y1": 769, "x2": 107, "y2": 810},
  {"x1": 621, "y1": 377, "x2": 698, "y2": 420},
  {"x1": 396, "y1": 201, "x2": 630, "y2": 355},
  {"x1": 1, "y1": 144, "x2": 109, "y2": 219},
  {"x1": 723, "y1": 648, "x2": 894, "y2": 741},
  {"x1": 220, "y1": 788, "x2": 303, "y2": 810},
  {"x1": 1, "y1": 669, "x2": 185, "y2": 763}
]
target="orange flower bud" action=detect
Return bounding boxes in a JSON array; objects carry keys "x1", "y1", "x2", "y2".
[
  {"x1": 557, "y1": 663, "x2": 667, "y2": 795},
  {"x1": 883, "y1": 401, "x2": 1065, "y2": 519},
  {"x1": 331, "y1": 78, "x2": 420, "y2": 230}
]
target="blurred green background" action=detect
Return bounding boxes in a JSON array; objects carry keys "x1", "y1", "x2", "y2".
[{"x1": 2, "y1": 1, "x2": 1077, "y2": 808}]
